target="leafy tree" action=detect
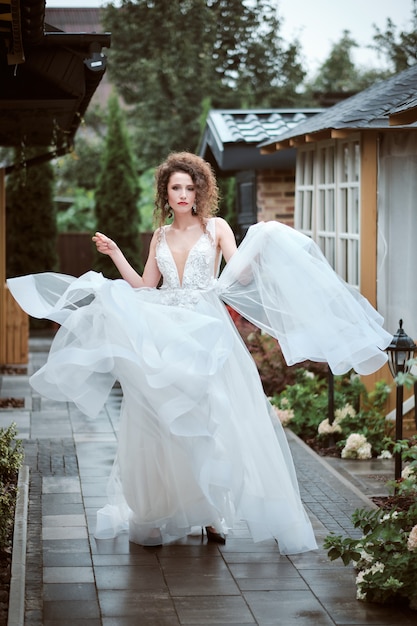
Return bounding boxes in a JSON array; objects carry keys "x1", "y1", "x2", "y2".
[
  {"x1": 101, "y1": 0, "x2": 306, "y2": 168},
  {"x1": 305, "y1": 30, "x2": 391, "y2": 104},
  {"x1": 6, "y1": 150, "x2": 58, "y2": 277},
  {"x1": 309, "y1": 31, "x2": 359, "y2": 93},
  {"x1": 54, "y1": 106, "x2": 106, "y2": 196},
  {"x1": 372, "y1": 2, "x2": 417, "y2": 72},
  {"x1": 94, "y1": 92, "x2": 142, "y2": 277},
  {"x1": 56, "y1": 189, "x2": 96, "y2": 233},
  {"x1": 137, "y1": 168, "x2": 156, "y2": 233}
]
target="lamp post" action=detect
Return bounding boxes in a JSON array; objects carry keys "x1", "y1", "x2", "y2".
[
  {"x1": 386, "y1": 319, "x2": 417, "y2": 480},
  {"x1": 327, "y1": 366, "x2": 335, "y2": 446}
]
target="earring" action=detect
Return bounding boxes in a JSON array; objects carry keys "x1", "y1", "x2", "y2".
[
  {"x1": 164, "y1": 202, "x2": 173, "y2": 219},
  {"x1": 192, "y1": 204, "x2": 197, "y2": 215}
]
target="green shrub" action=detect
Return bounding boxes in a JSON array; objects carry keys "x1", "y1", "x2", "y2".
[
  {"x1": 271, "y1": 371, "x2": 393, "y2": 456},
  {"x1": 324, "y1": 501, "x2": 417, "y2": 609},
  {"x1": 0, "y1": 423, "x2": 24, "y2": 551}
]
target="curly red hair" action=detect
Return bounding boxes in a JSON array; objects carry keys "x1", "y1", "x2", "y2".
[{"x1": 154, "y1": 152, "x2": 219, "y2": 228}]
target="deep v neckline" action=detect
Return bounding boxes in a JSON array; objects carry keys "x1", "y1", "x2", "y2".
[{"x1": 163, "y1": 226, "x2": 205, "y2": 287}]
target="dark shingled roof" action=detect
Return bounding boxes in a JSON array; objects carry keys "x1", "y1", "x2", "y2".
[
  {"x1": 199, "y1": 109, "x2": 322, "y2": 172},
  {"x1": 260, "y1": 64, "x2": 417, "y2": 149}
]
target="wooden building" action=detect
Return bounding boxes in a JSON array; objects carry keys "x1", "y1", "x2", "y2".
[{"x1": 0, "y1": 0, "x2": 110, "y2": 364}]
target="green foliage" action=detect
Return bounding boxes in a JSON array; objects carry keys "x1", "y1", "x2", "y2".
[
  {"x1": 53, "y1": 105, "x2": 107, "y2": 196},
  {"x1": 55, "y1": 136, "x2": 104, "y2": 195},
  {"x1": 137, "y1": 168, "x2": 156, "y2": 232},
  {"x1": 271, "y1": 371, "x2": 392, "y2": 455},
  {"x1": 372, "y1": 9, "x2": 417, "y2": 73},
  {"x1": 0, "y1": 423, "x2": 24, "y2": 551},
  {"x1": 335, "y1": 381, "x2": 392, "y2": 456},
  {"x1": 272, "y1": 368, "x2": 329, "y2": 439},
  {"x1": 309, "y1": 30, "x2": 359, "y2": 93},
  {"x1": 386, "y1": 439, "x2": 417, "y2": 496},
  {"x1": 306, "y1": 30, "x2": 390, "y2": 98},
  {"x1": 102, "y1": 0, "x2": 306, "y2": 168},
  {"x1": 6, "y1": 149, "x2": 58, "y2": 277},
  {"x1": 217, "y1": 177, "x2": 237, "y2": 231},
  {"x1": 56, "y1": 189, "x2": 96, "y2": 233},
  {"x1": 324, "y1": 503, "x2": 417, "y2": 609},
  {"x1": 94, "y1": 93, "x2": 142, "y2": 277}
]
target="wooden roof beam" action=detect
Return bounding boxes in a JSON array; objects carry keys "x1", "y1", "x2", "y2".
[
  {"x1": 331, "y1": 129, "x2": 356, "y2": 139},
  {"x1": 389, "y1": 109, "x2": 417, "y2": 126},
  {"x1": 304, "y1": 130, "x2": 331, "y2": 142},
  {"x1": 289, "y1": 136, "x2": 306, "y2": 147},
  {"x1": 260, "y1": 139, "x2": 291, "y2": 154}
]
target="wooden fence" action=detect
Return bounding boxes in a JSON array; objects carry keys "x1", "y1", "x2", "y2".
[{"x1": 58, "y1": 232, "x2": 153, "y2": 277}]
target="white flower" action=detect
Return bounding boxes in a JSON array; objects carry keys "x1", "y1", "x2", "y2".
[
  {"x1": 357, "y1": 443, "x2": 372, "y2": 460},
  {"x1": 370, "y1": 561, "x2": 385, "y2": 574},
  {"x1": 341, "y1": 433, "x2": 371, "y2": 459},
  {"x1": 317, "y1": 418, "x2": 342, "y2": 436},
  {"x1": 402, "y1": 465, "x2": 417, "y2": 481},
  {"x1": 359, "y1": 549, "x2": 373, "y2": 563},
  {"x1": 304, "y1": 370, "x2": 315, "y2": 379},
  {"x1": 280, "y1": 397, "x2": 290, "y2": 407},
  {"x1": 345, "y1": 433, "x2": 367, "y2": 450},
  {"x1": 334, "y1": 403, "x2": 356, "y2": 423},
  {"x1": 377, "y1": 450, "x2": 392, "y2": 459},
  {"x1": 407, "y1": 525, "x2": 417, "y2": 551},
  {"x1": 272, "y1": 406, "x2": 294, "y2": 427},
  {"x1": 381, "y1": 511, "x2": 399, "y2": 523},
  {"x1": 356, "y1": 588, "x2": 367, "y2": 600}
]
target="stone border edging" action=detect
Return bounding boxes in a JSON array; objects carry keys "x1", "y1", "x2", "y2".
[{"x1": 8, "y1": 465, "x2": 29, "y2": 626}]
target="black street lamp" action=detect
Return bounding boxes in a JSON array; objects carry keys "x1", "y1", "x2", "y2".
[{"x1": 386, "y1": 319, "x2": 417, "y2": 480}]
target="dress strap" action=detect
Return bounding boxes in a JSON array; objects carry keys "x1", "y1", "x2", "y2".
[{"x1": 206, "y1": 217, "x2": 216, "y2": 239}]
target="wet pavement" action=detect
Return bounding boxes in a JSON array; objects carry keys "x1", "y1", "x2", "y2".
[{"x1": 0, "y1": 335, "x2": 415, "y2": 625}]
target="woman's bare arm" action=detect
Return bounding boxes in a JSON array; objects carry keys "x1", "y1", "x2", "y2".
[
  {"x1": 92, "y1": 231, "x2": 161, "y2": 288},
  {"x1": 215, "y1": 217, "x2": 237, "y2": 262}
]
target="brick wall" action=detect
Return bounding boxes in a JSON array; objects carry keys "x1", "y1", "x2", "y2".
[{"x1": 256, "y1": 169, "x2": 295, "y2": 226}]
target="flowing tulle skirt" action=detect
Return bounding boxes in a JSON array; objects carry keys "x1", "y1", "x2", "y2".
[{"x1": 7, "y1": 221, "x2": 392, "y2": 553}]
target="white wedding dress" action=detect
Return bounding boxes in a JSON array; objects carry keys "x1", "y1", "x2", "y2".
[{"x1": 7, "y1": 220, "x2": 392, "y2": 553}]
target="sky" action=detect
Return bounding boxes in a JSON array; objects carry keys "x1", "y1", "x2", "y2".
[{"x1": 45, "y1": 0, "x2": 415, "y2": 74}]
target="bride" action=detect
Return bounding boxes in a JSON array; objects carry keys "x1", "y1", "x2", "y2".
[{"x1": 7, "y1": 152, "x2": 391, "y2": 551}]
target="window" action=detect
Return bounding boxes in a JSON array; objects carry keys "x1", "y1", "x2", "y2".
[
  {"x1": 295, "y1": 137, "x2": 360, "y2": 287},
  {"x1": 295, "y1": 147, "x2": 314, "y2": 237}
]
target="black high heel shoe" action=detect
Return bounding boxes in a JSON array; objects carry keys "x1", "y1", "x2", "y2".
[{"x1": 205, "y1": 526, "x2": 226, "y2": 544}]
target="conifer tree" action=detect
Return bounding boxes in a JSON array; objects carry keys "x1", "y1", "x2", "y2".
[
  {"x1": 94, "y1": 93, "x2": 141, "y2": 277},
  {"x1": 6, "y1": 151, "x2": 57, "y2": 277}
]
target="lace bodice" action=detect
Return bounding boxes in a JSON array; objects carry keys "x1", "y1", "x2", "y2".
[{"x1": 156, "y1": 219, "x2": 218, "y2": 295}]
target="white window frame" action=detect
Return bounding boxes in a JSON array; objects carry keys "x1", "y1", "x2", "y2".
[{"x1": 295, "y1": 135, "x2": 361, "y2": 288}]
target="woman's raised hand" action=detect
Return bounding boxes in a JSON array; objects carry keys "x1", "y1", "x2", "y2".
[{"x1": 92, "y1": 232, "x2": 118, "y2": 256}]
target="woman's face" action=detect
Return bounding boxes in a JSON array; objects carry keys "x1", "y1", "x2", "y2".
[{"x1": 167, "y1": 172, "x2": 196, "y2": 215}]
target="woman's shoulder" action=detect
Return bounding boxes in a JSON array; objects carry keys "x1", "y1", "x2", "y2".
[
  {"x1": 210, "y1": 216, "x2": 229, "y2": 230},
  {"x1": 150, "y1": 226, "x2": 167, "y2": 247},
  {"x1": 211, "y1": 216, "x2": 234, "y2": 236}
]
